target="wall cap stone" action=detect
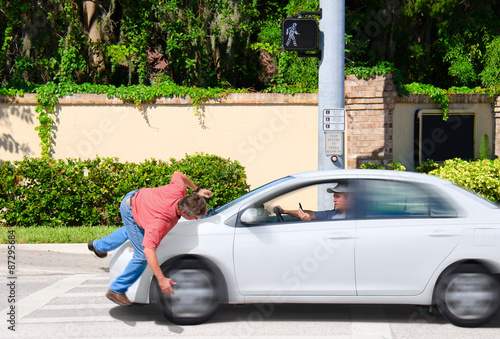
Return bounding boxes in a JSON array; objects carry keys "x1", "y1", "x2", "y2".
[{"x1": 0, "y1": 93, "x2": 319, "y2": 105}]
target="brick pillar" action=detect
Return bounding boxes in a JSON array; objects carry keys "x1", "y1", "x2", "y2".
[
  {"x1": 345, "y1": 74, "x2": 397, "y2": 168},
  {"x1": 495, "y1": 96, "x2": 500, "y2": 159}
]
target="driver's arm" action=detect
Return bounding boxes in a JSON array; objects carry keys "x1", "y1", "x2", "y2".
[{"x1": 276, "y1": 206, "x2": 316, "y2": 221}]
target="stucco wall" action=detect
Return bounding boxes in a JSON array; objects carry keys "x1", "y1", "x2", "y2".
[
  {"x1": 2, "y1": 77, "x2": 499, "y2": 189},
  {"x1": 0, "y1": 94, "x2": 319, "y2": 189}
]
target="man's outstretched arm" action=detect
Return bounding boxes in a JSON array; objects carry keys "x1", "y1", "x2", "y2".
[{"x1": 144, "y1": 247, "x2": 176, "y2": 294}]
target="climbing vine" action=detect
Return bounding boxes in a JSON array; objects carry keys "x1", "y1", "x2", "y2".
[
  {"x1": 14, "y1": 80, "x2": 248, "y2": 157},
  {"x1": 1, "y1": 64, "x2": 499, "y2": 157},
  {"x1": 404, "y1": 83, "x2": 499, "y2": 120}
]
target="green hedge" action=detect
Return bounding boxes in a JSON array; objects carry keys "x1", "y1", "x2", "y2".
[
  {"x1": 0, "y1": 154, "x2": 250, "y2": 226},
  {"x1": 429, "y1": 158, "x2": 500, "y2": 203},
  {"x1": 360, "y1": 158, "x2": 500, "y2": 203}
]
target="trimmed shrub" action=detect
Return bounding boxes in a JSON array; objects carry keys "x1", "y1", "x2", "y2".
[
  {"x1": 0, "y1": 154, "x2": 249, "y2": 226},
  {"x1": 416, "y1": 159, "x2": 440, "y2": 174},
  {"x1": 429, "y1": 158, "x2": 500, "y2": 202},
  {"x1": 360, "y1": 162, "x2": 406, "y2": 171}
]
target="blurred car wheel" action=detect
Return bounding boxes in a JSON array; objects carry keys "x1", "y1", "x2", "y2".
[
  {"x1": 151, "y1": 258, "x2": 225, "y2": 325},
  {"x1": 435, "y1": 264, "x2": 500, "y2": 327}
]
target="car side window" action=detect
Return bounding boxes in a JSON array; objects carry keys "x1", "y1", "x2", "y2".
[
  {"x1": 239, "y1": 184, "x2": 318, "y2": 225},
  {"x1": 239, "y1": 180, "x2": 355, "y2": 226},
  {"x1": 361, "y1": 179, "x2": 457, "y2": 219}
]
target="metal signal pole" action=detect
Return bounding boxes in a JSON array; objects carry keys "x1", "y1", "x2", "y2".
[{"x1": 318, "y1": 0, "x2": 345, "y2": 209}]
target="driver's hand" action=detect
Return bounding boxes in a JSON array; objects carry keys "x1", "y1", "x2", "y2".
[
  {"x1": 275, "y1": 205, "x2": 284, "y2": 214},
  {"x1": 298, "y1": 207, "x2": 311, "y2": 221}
]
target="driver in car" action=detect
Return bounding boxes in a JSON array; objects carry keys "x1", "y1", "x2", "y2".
[{"x1": 276, "y1": 182, "x2": 349, "y2": 221}]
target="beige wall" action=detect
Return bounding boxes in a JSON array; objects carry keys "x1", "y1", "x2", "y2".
[
  {"x1": 0, "y1": 104, "x2": 40, "y2": 158},
  {"x1": 0, "y1": 101, "x2": 318, "y2": 189},
  {"x1": 2, "y1": 79, "x2": 499, "y2": 189}
]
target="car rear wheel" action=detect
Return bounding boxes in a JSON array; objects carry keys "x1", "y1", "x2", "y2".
[
  {"x1": 435, "y1": 264, "x2": 500, "y2": 327},
  {"x1": 150, "y1": 258, "x2": 225, "y2": 325}
]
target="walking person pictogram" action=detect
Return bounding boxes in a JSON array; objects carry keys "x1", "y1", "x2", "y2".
[{"x1": 286, "y1": 22, "x2": 300, "y2": 46}]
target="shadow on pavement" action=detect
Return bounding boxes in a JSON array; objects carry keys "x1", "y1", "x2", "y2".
[{"x1": 108, "y1": 302, "x2": 500, "y2": 328}]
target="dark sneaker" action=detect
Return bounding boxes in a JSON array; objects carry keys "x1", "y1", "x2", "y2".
[
  {"x1": 87, "y1": 241, "x2": 107, "y2": 258},
  {"x1": 106, "y1": 289, "x2": 132, "y2": 306}
]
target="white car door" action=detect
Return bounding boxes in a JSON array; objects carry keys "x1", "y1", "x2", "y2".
[
  {"x1": 233, "y1": 182, "x2": 356, "y2": 296},
  {"x1": 234, "y1": 219, "x2": 356, "y2": 296},
  {"x1": 355, "y1": 179, "x2": 463, "y2": 296}
]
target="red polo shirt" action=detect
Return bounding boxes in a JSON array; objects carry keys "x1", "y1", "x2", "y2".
[{"x1": 131, "y1": 172, "x2": 186, "y2": 251}]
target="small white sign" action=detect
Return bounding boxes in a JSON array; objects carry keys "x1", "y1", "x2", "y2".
[
  {"x1": 325, "y1": 132, "x2": 344, "y2": 155},
  {"x1": 323, "y1": 109, "x2": 345, "y2": 117},
  {"x1": 324, "y1": 116, "x2": 345, "y2": 124},
  {"x1": 324, "y1": 123, "x2": 345, "y2": 131},
  {"x1": 323, "y1": 109, "x2": 345, "y2": 131}
]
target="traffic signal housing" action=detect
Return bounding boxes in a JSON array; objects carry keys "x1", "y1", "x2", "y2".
[{"x1": 281, "y1": 17, "x2": 319, "y2": 51}]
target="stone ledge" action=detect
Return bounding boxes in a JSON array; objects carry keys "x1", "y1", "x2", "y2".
[
  {"x1": 396, "y1": 93, "x2": 493, "y2": 104},
  {"x1": 0, "y1": 92, "x2": 319, "y2": 105}
]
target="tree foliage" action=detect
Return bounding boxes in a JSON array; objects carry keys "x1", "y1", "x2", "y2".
[
  {"x1": 0, "y1": 0, "x2": 499, "y2": 90},
  {"x1": 346, "y1": 0, "x2": 500, "y2": 88}
]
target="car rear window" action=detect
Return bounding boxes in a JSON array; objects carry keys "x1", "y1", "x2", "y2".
[{"x1": 360, "y1": 179, "x2": 458, "y2": 219}]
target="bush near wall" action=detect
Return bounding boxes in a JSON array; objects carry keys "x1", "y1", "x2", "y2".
[
  {"x1": 361, "y1": 159, "x2": 500, "y2": 203},
  {"x1": 429, "y1": 158, "x2": 500, "y2": 203},
  {"x1": 0, "y1": 154, "x2": 250, "y2": 226}
]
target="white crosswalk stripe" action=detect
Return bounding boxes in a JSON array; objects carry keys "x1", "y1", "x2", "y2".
[
  {"x1": 20, "y1": 316, "x2": 116, "y2": 324},
  {"x1": 15, "y1": 274, "x2": 104, "y2": 320},
  {"x1": 0, "y1": 273, "x2": 115, "y2": 325},
  {"x1": 59, "y1": 292, "x2": 105, "y2": 297},
  {"x1": 41, "y1": 304, "x2": 114, "y2": 310}
]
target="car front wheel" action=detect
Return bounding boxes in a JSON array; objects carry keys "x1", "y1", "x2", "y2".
[
  {"x1": 150, "y1": 258, "x2": 225, "y2": 325},
  {"x1": 435, "y1": 264, "x2": 500, "y2": 327}
]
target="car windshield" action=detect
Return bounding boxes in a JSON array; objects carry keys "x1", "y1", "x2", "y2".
[{"x1": 203, "y1": 176, "x2": 293, "y2": 217}]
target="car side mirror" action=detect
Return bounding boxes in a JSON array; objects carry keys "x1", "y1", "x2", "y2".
[{"x1": 240, "y1": 208, "x2": 260, "y2": 224}]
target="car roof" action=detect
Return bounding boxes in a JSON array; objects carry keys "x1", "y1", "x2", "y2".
[{"x1": 289, "y1": 169, "x2": 451, "y2": 185}]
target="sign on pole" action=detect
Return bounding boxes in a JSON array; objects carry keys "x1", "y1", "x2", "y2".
[{"x1": 281, "y1": 18, "x2": 319, "y2": 51}]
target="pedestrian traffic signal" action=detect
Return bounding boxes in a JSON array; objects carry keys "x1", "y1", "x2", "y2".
[{"x1": 281, "y1": 17, "x2": 319, "y2": 51}]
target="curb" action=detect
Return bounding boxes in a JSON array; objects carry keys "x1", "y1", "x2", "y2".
[{"x1": 1, "y1": 243, "x2": 90, "y2": 254}]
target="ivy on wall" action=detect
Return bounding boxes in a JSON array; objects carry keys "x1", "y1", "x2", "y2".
[
  {"x1": 1, "y1": 63, "x2": 499, "y2": 157},
  {"x1": 1, "y1": 80, "x2": 248, "y2": 157},
  {"x1": 404, "y1": 83, "x2": 499, "y2": 120}
]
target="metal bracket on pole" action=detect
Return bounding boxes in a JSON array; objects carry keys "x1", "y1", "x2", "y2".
[
  {"x1": 296, "y1": 9, "x2": 322, "y2": 59},
  {"x1": 298, "y1": 51, "x2": 322, "y2": 59},
  {"x1": 298, "y1": 9, "x2": 322, "y2": 19}
]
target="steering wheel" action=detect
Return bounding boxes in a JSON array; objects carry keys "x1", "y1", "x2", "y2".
[{"x1": 273, "y1": 206, "x2": 284, "y2": 223}]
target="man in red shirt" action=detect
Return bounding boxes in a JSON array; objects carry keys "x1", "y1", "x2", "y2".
[{"x1": 88, "y1": 171, "x2": 212, "y2": 306}]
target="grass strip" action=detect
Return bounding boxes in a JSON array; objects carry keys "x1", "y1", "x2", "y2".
[{"x1": 0, "y1": 226, "x2": 121, "y2": 244}]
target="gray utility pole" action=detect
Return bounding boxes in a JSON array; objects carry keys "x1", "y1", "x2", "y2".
[{"x1": 318, "y1": 0, "x2": 345, "y2": 209}]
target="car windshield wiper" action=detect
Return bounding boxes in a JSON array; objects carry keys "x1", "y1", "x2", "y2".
[{"x1": 201, "y1": 207, "x2": 216, "y2": 219}]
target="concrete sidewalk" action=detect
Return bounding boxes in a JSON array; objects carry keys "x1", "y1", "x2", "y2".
[{"x1": 1, "y1": 243, "x2": 111, "y2": 276}]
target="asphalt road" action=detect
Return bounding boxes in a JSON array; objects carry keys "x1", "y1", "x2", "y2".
[{"x1": 1, "y1": 244, "x2": 500, "y2": 338}]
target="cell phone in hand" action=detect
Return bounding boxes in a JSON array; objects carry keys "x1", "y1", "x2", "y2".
[{"x1": 299, "y1": 203, "x2": 303, "y2": 210}]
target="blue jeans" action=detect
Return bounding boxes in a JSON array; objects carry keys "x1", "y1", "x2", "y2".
[{"x1": 93, "y1": 190, "x2": 148, "y2": 294}]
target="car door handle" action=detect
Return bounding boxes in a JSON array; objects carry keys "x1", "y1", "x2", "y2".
[
  {"x1": 327, "y1": 232, "x2": 354, "y2": 239},
  {"x1": 429, "y1": 229, "x2": 457, "y2": 237}
]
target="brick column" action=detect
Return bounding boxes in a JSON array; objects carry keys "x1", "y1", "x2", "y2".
[
  {"x1": 495, "y1": 96, "x2": 500, "y2": 159},
  {"x1": 345, "y1": 74, "x2": 397, "y2": 168}
]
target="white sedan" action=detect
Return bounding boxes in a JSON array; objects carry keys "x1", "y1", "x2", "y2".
[{"x1": 108, "y1": 169, "x2": 500, "y2": 327}]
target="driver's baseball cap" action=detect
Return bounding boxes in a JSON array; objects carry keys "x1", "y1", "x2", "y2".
[{"x1": 326, "y1": 182, "x2": 349, "y2": 194}]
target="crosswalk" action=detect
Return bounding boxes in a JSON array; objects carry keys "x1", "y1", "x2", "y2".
[
  {"x1": 2, "y1": 273, "x2": 393, "y2": 338},
  {"x1": 2, "y1": 273, "x2": 395, "y2": 339},
  {"x1": 15, "y1": 274, "x2": 114, "y2": 324},
  {"x1": 4, "y1": 271, "x2": 500, "y2": 338}
]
